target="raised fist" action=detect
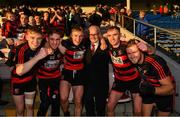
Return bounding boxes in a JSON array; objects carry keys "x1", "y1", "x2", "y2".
[{"x1": 36, "y1": 48, "x2": 53, "y2": 60}]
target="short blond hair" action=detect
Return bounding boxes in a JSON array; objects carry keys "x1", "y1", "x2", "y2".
[
  {"x1": 71, "y1": 25, "x2": 83, "y2": 33},
  {"x1": 26, "y1": 27, "x2": 42, "y2": 35}
]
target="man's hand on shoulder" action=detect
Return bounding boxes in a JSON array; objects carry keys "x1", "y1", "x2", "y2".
[
  {"x1": 100, "y1": 38, "x2": 107, "y2": 50},
  {"x1": 36, "y1": 48, "x2": 53, "y2": 60},
  {"x1": 137, "y1": 41, "x2": 155, "y2": 54}
]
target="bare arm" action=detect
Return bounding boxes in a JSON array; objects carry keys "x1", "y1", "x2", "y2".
[
  {"x1": 100, "y1": 37, "x2": 108, "y2": 50},
  {"x1": 56, "y1": 13, "x2": 63, "y2": 21},
  {"x1": 0, "y1": 48, "x2": 10, "y2": 55},
  {"x1": 155, "y1": 76, "x2": 174, "y2": 95},
  {"x1": 16, "y1": 48, "x2": 52, "y2": 76},
  {"x1": 50, "y1": 14, "x2": 56, "y2": 24}
]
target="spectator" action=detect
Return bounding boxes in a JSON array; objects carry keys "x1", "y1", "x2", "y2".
[
  {"x1": 50, "y1": 8, "x2": 65, "y2": 36},
  {"x1": 34, "y1": 13, "x2": 43, "y2": 31},
  {"x1": 0, "y1": 27, "x2": 11, "y2": 58},
  {"x1": 28, "y1": 16, "x2": 35, "y2": 27},
  {"x1": 16, "y1": 13, "x2": 29, "y2": 46},
  {"x1": 71, "y1": 8, "x2": 85, "y2": 29},
  {"x1": 164, "y1": 4, "x2": 169, "y2": 15},
  {"x1": 64, "y1": 6, "x2": 71, "y2": 36},
  {"x1": 124, "y1": 9, "x2": 134, "y2": 33},
  {"x1": 136, "y1": 10, "x2": 149, "y2": 40},
  {"x1": 119, "y1": 8, "x2": 126, "y2": 27},
  {"x1": 88, "y1": 10, "x2": 102, "y2": 27},
  {"x1": 101, "y1": 5, "x2": 110, "y2": 22},
  {"x1": 159, "y1": 5, "x2": 164, "y2": 14},
  {"x1": 42, "y1": 11, "x2": 51, "y2": 35},
  {"x1": 2, "y1": 11, "x2": 18, "y2": 38}
]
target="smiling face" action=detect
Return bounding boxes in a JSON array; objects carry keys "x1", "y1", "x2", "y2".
[
  {"x1": 126, "y1": 44, "x2": 143, "y2": 64},
  {"x1": 89, "y1": 26, "x2": 100, "y2": 44},
  {"x1": 47, "y1": 33, "x2": 61, "y2": 50},
  {"x1": 26, "y1": 30, "x2": 43, "y2": 50},
  {"x1": 106, "y1": 28, "x2": 121, "y2": 48},
  {"x1": 71, "y1": 28, "x2": 84, "y2": 46}
]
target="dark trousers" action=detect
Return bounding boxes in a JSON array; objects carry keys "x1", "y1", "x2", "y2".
[
  {"x1": 37, "y1": 78, "x2": 60, "y2": 116},
  {"x1": 0, "y1": 78, "x2": 3, "y2": 98},
  {"x1": 84, "y1": 82, "x2": 108, "y2": 116}
]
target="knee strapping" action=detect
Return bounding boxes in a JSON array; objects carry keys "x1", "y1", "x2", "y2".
[
  {"x1": 25, "y1": 98, "x2": 34, "y2": 105},
  {"x1": 24, "y1": 91, "x2": 36, "y2": 105}
]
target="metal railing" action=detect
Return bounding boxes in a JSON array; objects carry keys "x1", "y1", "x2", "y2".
[{"x1": 113, "y1": 14, "x2": 180, "y2": 63}]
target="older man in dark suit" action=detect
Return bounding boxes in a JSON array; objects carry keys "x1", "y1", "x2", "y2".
[{"x1": 83, "y1": 25, "x2": 110, "y2": 116}]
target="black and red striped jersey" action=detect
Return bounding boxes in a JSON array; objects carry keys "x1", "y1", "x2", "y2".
[
  {"x1": 109, "y1": 44, "x2": 140, "y2": 81},
  {"x1": 2, "y1": 20, "x2": 18, "y2": 38},
  {"x1": 138, "y1": 55, "x2": 174, "y2": 87},
  {"x1": 62, "y1": 39, "x2": 86, "y2": 70},
  {"x1": 37, "y1": 49, "x2": 63, "y2": 79},
  {"x1": 11, "y1": 43, "x2": 40, "y2": 84}
]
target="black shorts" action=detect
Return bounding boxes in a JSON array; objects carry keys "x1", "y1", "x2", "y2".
[
  {"x1": 62, "y1": 69, "x2": 84, "y2": 86},
  {"x1": 38, "y1": 78, "x2": 60, "y2": 95},
  {"x1": 141, "y1": 94, "x2": 173, "y2": 112},
  {"x1": 11, "y1": 78, "x2": 37, "y2": 95},
  {"x1": 111, "y1": 78, "x2": 140, "y2": 93}
]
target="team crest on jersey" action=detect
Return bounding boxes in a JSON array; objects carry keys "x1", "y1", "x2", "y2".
[
  {"x1": 52, "y1": 94, "x2": 56, "y2": 99},
  {"x1": 118, "y1": 50, "x2": 122, "y2": 55},
  {"x1": 140, "y1": 65, "x2": 148, "y2": 75},
  {"x1": 71, "y1": 46, "x2": 76, "y2": 49},
  {"x1": 74, "y1": 51, "x2": 85, "y2": 59},
  {"x1": 143, "y1": 69, "x2": 147, "y2": 74},
  {"x1": 111, "y1": 55, "x2": 123, "y2": 64},
  {"x1": 57, "y1": 53, "x2": 62, "y2": 58},
  {"x1": 50, "y1": 55, "x2": 55, "y2": 59},
  {"x1": 113, "y1": 51, "x2": 116, "y2": 56},
  {"x1": 44, "y1": 60, "x2": 59, "y2": 68}
]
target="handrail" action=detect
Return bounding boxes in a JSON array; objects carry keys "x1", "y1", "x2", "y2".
[
  {"x1": 122, "y1": 15, "x2": 180, "y2": 37},
  {"x1": 112, "y1": 13, "x2": 180, "y2": 63}
]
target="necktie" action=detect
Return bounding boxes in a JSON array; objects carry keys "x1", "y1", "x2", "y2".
[{"x1": 91, "y1": 43, "x2": 95, "y2": 54}]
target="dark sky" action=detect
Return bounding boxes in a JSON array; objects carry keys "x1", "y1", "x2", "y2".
[
  {"x1": 0, "y1": 0, "x2": 178, "y2": 8},
  {"x1": 0, "y1": 0, "x2": 125, "y2": 7}
]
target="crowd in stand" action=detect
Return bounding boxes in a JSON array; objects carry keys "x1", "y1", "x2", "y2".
[{"x1": 0, "y1": 4, "x2": 176, "y2": 117}]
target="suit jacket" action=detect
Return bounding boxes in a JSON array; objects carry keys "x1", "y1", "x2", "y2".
[{"x1": 83, "y1": 40, "x2": 109, "y2": 86}]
